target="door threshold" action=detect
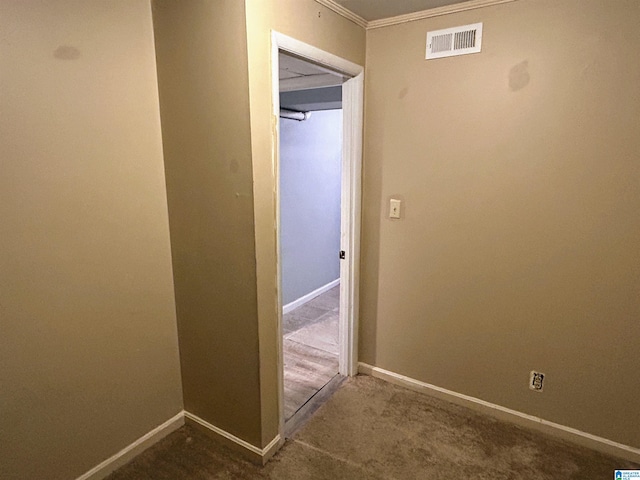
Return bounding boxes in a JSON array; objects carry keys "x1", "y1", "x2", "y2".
[{"x1": 284, "y1": 374, "x2": 346, "y2": 438}]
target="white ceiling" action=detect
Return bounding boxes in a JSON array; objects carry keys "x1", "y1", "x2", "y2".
[
  {"x1": 331, "y1": 0, "x2": 472, "y2": 21},
  {"x1": 279, "y1": 52, "x2": 346, "y2": 92},
  {"x1": 279, "y1": 53, "x2": 345, "y2": 111}
]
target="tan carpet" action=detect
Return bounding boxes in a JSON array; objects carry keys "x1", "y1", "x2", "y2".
[{"x1": 107, "y1": 375, "x2": 638, "y2": 479}]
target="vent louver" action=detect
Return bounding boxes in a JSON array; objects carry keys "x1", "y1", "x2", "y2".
[{"x1": 426, "y1": 23, "x2": 483, "y2": 60}]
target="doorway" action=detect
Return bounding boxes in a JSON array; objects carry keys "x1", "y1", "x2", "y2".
[
  {"x1": 272, "y1": 32, "x2": 364, "y2": 435},
  {"x1": 279, "y1": 86, "x2": 342, "y2": 422}
]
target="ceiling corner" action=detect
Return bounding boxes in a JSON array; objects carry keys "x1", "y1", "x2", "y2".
[{"x1": 314, "y1": 0, "x2": 369, "y2": 29}]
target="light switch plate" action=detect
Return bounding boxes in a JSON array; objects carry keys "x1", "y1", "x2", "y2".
[{"x1": 389, "y1": 199, "x2": 401, "y2": 219}]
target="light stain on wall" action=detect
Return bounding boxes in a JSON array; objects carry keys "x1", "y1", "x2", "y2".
[
  {"x1": 509, "y1": 60, "x2": 530, "y2": 91},
  {"x1": 53, "y1": 45, "x2": 81, "y2": 60}
]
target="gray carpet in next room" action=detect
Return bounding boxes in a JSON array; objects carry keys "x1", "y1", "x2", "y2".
[{"x1": 107, "y1": 375, "x2": 638, "y2": 479}]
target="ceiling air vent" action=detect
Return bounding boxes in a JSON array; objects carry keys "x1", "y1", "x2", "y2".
[{"x1": 426, "y1": 22, "x2": 483, "y2": 60}]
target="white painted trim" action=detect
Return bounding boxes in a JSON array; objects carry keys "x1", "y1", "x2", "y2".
[
  {"x1": 184, "y1": 411, "x2": 281, "y2": 460},
  {"x1": 283, "y1": 279, "x2": 340, "y2": 314},
  {"x1": 75, "y1": 411, "x2": 184, "y2": 480},
  {"x1": 271, "y1": 31, "x2": 287, "y2": 448},
  {"x1": 358, "y1": 363, "x2": 640, "y2": 463},
  {"x1": 316, "y1": 0, "x2": 519, "y2": 30},
  {"x1": 367, "y1": 0, "x2": 518, "y2": 29},
  {"x1": 271, "y1": 32, "x2": 364, "y2": 433},
  {"x1": 273, "y1": 32, "x2": 363, "y2": 79},
  {"x1": 314, "y1": 0, "x2": 368, "y2": 28},
  {"x1": 338, "y1": 72, "x2": 363, "y2": 377},
  {"x1": 261, "y1": 433, "x2": 284, "y2": 463},
  {"x1": 76, "y1": 407, "x2": 282, "y2": 478}
]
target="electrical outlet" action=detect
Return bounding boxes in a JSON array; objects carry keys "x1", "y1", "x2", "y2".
[{"x1": 529, "y1": 371, "x2": 545, "y2": 392}]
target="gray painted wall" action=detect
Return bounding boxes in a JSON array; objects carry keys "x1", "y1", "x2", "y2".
[{"x1": 280, "y1": 109, "x2": 342, "y2": 305}]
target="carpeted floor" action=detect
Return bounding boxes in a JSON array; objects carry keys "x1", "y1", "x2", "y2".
[{"x1": 107, "y1": 375, "x2": 638, "y2": 479}]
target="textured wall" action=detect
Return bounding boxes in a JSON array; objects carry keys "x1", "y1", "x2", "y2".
[
  {"x1": 361, "y1": 0, "x2": 640, "y2": 448},
  {"x1": 0, "y1": 2, "x2": 183, "y2": 479},
  {"x1": 280, "y1": 110, "x2": 342, "y2": 305}
]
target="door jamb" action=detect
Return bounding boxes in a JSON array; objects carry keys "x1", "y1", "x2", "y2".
[{"x1": 271, "y1": 31, "x2": 364, "y2": 434}]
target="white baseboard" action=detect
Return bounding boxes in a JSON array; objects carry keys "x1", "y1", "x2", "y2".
[
  {"x1": 185, "y1": 411, "x2": 282, "y2": 465},
  {"x1": 283, "y1": 279, "x2": 339, "y2": 314},
  {"x1": 77, "y1": 409, "x2": 283, "y2": 479},
  {"x1": 76, "y1": 411, "x2": 184, "y2": 480},
  {"x1": 358, "y1": 363, "x2": 640, "y2": 464}
]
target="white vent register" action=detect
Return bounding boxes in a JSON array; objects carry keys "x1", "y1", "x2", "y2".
[{"x1": 426, "y1": 22, "x2": 483, "y2": 60}]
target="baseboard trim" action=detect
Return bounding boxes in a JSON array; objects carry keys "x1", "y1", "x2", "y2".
[
  {"x1": 75, "y1": 411, "x2": 185, "y2": 480},
  {"x1": 358, "y1": 363, "x2": 640, "y2": 464},
  {"x1": 283, "y1": 279, "x2": 339, "y2": 314},
  {"x1": 184, "y1": 411, "x2": 281, "y2": 465},
  {"x1": 261, "y1": 432, "x2": 284, "y2": 464},
  {"x1": 77, "y1": 409, "x2": 284, "y2": 479}
]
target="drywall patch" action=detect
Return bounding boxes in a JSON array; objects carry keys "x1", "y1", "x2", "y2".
[
  {"x1": 509, "y1": 60, "x2": 530, "y2": 91},
  {"x1": 54, "y1": 45, "x2": 81, "y2": 60}
]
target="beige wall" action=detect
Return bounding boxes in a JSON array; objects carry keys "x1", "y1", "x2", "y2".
[
  {"x1": 361, "y1": 0, "x2": 640, "y2": 448},
  {"x1": 244, "y1": 0, "x2": 366, "y2": 446},
  {"x1": 152, "y1": 0, "x2": 264, "y2": 447},
  {"x1": 0, "y1": 1, "x2": 183, "y2": 479},
  {"x1": 5, "y1": 0, "x2": 635, "y2": 475}
]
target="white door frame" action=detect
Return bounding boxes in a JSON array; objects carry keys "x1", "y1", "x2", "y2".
[{"x1": 271, "y1": 31, "x2": 364, "y2": 425}]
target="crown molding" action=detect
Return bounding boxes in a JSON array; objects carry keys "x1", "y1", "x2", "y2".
[
  {"x1": 314, "y1": 0, "x2": 368, "y2": 29},
  {"x1": 367, "y1": 0, "x2": 518, "y2": 29},
  {"x1": 315, "y1": 0, "x2": 519, "y2": 30}
]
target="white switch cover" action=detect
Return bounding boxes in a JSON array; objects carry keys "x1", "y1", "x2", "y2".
[{"x1": 389, "y1": 199, "x2": 401, "y2": 219}]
